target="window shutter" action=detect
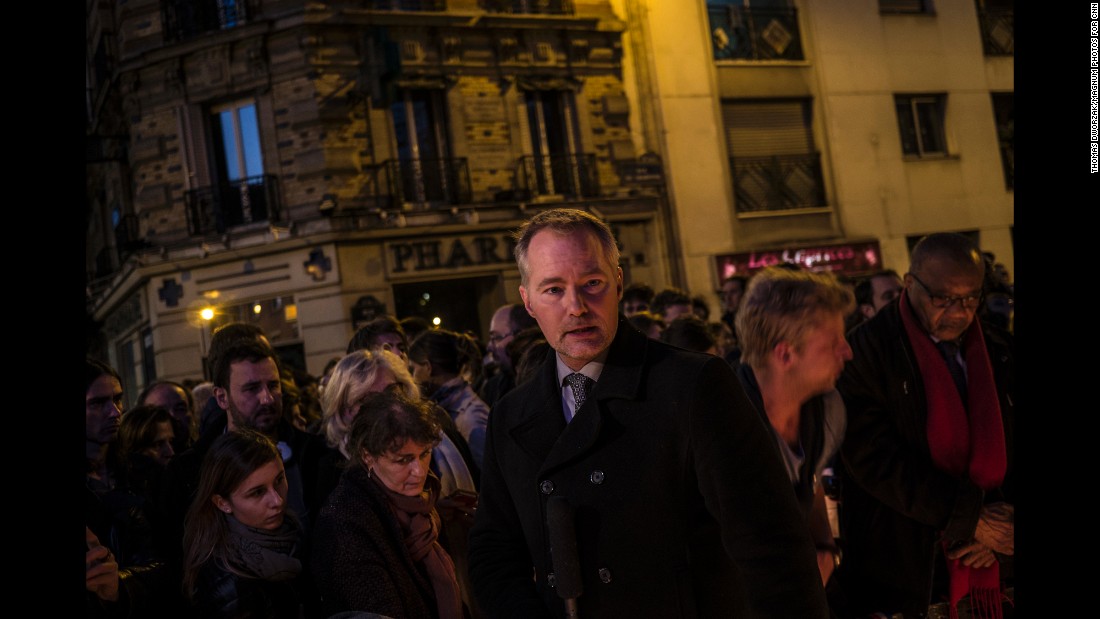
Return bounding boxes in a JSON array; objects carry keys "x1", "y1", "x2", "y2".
[{"x1": 723, "y1": 100, "x2": 814, "y2": 157}]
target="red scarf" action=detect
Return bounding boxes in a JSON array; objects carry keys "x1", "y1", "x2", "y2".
[{"x1": 899, "y1": 290, "x2": 1007, "y2": 619}]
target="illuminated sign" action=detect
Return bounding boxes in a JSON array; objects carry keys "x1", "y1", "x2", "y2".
[{"x1": 715, "y1": 239, "x2": 884, "y2": 281}]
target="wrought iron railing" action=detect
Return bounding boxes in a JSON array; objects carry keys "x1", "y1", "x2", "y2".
[
  {"x1": 730, "y1": 153, "x2": 826, "y2": 214},
  {"x1": 481, "y1": 0, "x2": 573, "y2": 14},
  {"x1": 978, "y1": 8, "x2": 1013, "y2": 56},
  {"x1": 185, "y1": 174, "x2": 280, "y2": 235},
  {"x1": 163, "y1": 0, "x2": 254, "y2": 42},
  {"x1": 354, "y1": 158, "x2": 470, "y2": 208},
  {"x1": 388, "y1": 157, "x2": 472, "y2": 205},
  {"x1": 520, "y1": 154, "x2": 599, "y2": 199},
  {"x1": 707, "y1": 5, "x2": 804, "y2": 61}
]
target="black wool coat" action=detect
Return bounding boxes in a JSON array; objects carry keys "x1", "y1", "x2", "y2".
[
  {"x1": 310, "y1": 465, "x2": 440, "y2": 619},
  {"x1": 468, "y1": 318, "x2": 829, "y2": 618},
  {"x1": 833, "y1": 300, "x2": 1015, "y2": 619}
]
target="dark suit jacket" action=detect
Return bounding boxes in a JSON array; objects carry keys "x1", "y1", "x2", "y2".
[{"x1": 468, "y1": 318, "x2": 829, "y2": 618}]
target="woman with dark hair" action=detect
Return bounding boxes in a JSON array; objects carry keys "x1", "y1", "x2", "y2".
[
  {"x1": 182, "y1": 429, "x2": 307, "y2": 619},
  {"x1": 311, "y1": 390, "x2": 463, "y2": 619},
  {"x1": 138, "y1": 380, "x2": 196, "y2": 454},
  {"x1": 112, "y1": 404, "x2": 175, "y2": 516},
  {"x1": 408, "y1": 329, "x2": 490, "y2": 470}
]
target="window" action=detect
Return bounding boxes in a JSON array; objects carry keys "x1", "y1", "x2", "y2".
[
  {"x1": 521, "y1": 89, "x2": 597, "y2": 197},
  {"x1": 165, "y1": 0, "x2": 250, "y2": 41},
  {"x1": 879, "y1": 0, "x2": 933, "y2": 14},
  {"x1": 722, "y1": 99, "x2": 826, "y2": 213},
  {"x1": 895, "y1": 94, "x2": 948, "y2": 157},
  {"x1": 185, "y1": 99, "x2": 276, "y2": 235},
  {"x1": 707, "y1": 0, "x2": 804, "y2": 61},
  {"x1": 991, "y1": 92, "x2": 1013, "y2": 189},
  {"x1": 391, "y1": 89, "x2": 465, "y2": 204}
]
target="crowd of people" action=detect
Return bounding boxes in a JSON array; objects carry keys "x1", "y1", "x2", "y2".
[{"x1": 87, "y1": 208, "x2": 1014, "y2": 619}]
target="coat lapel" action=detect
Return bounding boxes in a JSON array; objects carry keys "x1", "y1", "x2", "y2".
[
  {"x1": 538, "y1": 317, "x2": 648, "y2": 475},
  {"x1": 507, "y1": 347, "x2": 568, "y2": 464}
]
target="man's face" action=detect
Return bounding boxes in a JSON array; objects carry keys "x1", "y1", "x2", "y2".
[
  {"x1": 789, "y1": 311, "x2": 853, "y2": 397},
  {"x1": 869, "y1": 274, "x2": 903, "y2": 314},
  {"x1": 519, "y1": 228, "x2": 623, "y2": 371},
  {"x1": 487, "y1": 306, "x2": 516, "y2": 370},
  {"x1": 215, "y1": 357, "x2": 283, "y2": 436},
  {"x1": 144, "y1": 383, "x2": 192, "y2": 431},
  {"x1": 621, "y1": 298, "x2": 649, "y2": 317},
  {"x1": 373, "y1": 333, "x2": 409, "y2": 365},
  {"x1": 721, "y1": 279, "x2": 745, "y2": 313},
  {"x1": 905, "y1": 255, "x2": 984, "y2": 342},
  {"x1": 86, "y1": 374, "x2": 124, "y2": 445}
]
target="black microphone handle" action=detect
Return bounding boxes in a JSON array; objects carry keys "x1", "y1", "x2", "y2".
[{"x1": 546, "y1": 495, "x2": 584, "y2": 615}]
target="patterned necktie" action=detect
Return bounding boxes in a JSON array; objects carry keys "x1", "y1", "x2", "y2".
[
  {"x1": 565, "y1": 372, "x2": 595, "y2": 410},
  {"x1": 936, "y1": 340, "x2": 968, "y2": 404}
]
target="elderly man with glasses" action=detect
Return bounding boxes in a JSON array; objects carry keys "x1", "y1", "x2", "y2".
[{"x1": 831, "y1": 233, "x2": 1015, "y2": 619}]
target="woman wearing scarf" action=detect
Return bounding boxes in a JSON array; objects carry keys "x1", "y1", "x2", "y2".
[
  {"x1": 311, "y1": 389, "x2": 464, "y2": 619},
  {"x1": 181, "y1": 429, "x2": 307, "y2": 619}
]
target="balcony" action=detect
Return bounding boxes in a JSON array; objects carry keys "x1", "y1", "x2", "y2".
[
  {"x1": 481, "y1": 0, "x2": 573, "y2": 14},
  {"x1": 730, "y1": 153, "x2": 826, "y2": 214},
  {"x1": 520, "y1": 154, "x2": 599, "y2": 199},
  {"x1": 163, "y1": 0, "x2": 255, "y2": 43},
  {"x1": 185, "y1": 174, "x2": 281, "y2": 236},
  {"x1": 978, "y1": 8, "x2": 1013, "y2": 56},
  {"x1": 356, "y1": 158, "x2": 471, "y2": 209},
  {"x1": 707, "y1": 5, "x2": 804, "y2": 61}
]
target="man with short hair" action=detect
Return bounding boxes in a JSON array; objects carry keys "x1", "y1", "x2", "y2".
[
  {"x1": 834, "y1": 233, "x2": 1014, "y2": 619},
  {"x1": 733, "y1": 267, "x2": 854, "y2": 586},
  {"x1": 651, "y1": 286, "x2": 693, "y2": 322},
  {"x1": 468, "y1": 208, "x2": 828, "y2": 618},
  {"x1": 855, "y1": 269, "x2": 902, "y2": 320},
  {"x1": 718, "y1": 274, "x2": 749, "y2": 332},
  {"x1": 480, "y1": 303, "x2": 538, "y2": 408},
  {"x1": 619, "y1": 282, "x2": 654, "y2": 317}
]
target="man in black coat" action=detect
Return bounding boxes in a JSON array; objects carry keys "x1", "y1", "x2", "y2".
[
  {"x1": 467, "y1": 208, "x2": 828, "y2": 618},
  {"x1": 833, "y1": 233, "x2": 1014, "y2": 619}
]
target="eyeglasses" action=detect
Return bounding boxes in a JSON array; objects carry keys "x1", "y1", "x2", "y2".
[
  {"x1": 909, "y1": 273, "x2": 982, "y2": 310},
  {"x1": 488, "y1": 331, "x2": 514, "y2": 344}
]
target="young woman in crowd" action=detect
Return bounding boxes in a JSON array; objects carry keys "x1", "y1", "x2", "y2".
[{"x1": 181, "y1": 429, "x2": 308, "y2": 618}]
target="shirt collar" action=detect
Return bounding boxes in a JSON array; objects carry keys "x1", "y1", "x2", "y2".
[{"x1": 555, "y1": 351, "x2": 607, "y2": 388}]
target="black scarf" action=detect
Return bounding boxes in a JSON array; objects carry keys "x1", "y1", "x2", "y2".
[{"x1": 224, "y1": 513, "x2": 303, "y2": 582}]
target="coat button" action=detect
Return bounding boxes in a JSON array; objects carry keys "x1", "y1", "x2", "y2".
[
  {"x1": 589, "y1": 470, "x2": 605, "y2": 485},
  {"x1": 540, "y1": 480, "x2": 555, "y2": 494},
  {"x1": 598, "y1": 567, "x2": 612, "y2": 583},
  {"x1": 547, "y1": 573, "x2": 557, "y2": 588}
]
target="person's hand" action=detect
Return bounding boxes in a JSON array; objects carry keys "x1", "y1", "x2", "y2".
[
  {"x1": 86, "y1": 527, "x2": 120, "y2": 602},
  {"x1": 973, "y1": 502, "x2": 1014, "y2": 556},
  {"x1": 946, "y1": 540, "x2": 998, "y2": 568}
]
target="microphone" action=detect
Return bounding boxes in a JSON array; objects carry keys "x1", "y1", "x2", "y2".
[{"x1": 546, "y1": 496, "x2": 583, "y2": 619}]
